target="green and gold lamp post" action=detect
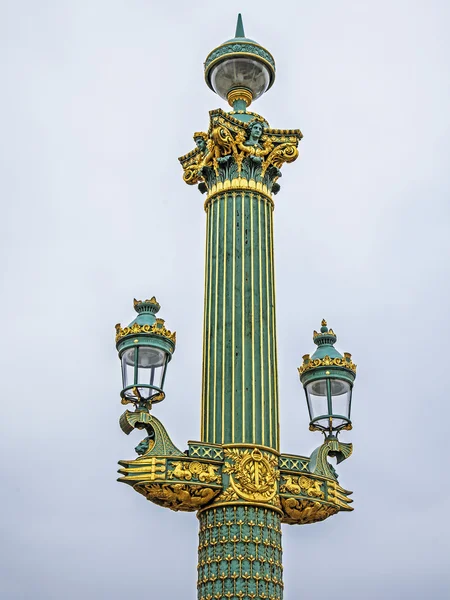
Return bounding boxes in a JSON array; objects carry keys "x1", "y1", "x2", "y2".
[{"x1": 115, "y1": 15, "x2": 357, "y2": 600}]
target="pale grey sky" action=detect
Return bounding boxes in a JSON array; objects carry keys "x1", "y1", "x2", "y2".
[{"x1": 1, "y1": 1, "x2": 450, "y2": 599}]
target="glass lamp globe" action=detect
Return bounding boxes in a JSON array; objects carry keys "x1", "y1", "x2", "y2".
[
  {"x1": 204, "y1": 14, "x2": 276, "y2": 107},
  {"x1": 209, "y1": 57, "x2": 272, "y2": 102},
  {"x1": 305, "y1": 378, "x2": 352, "y2": 434},
  {"x1": 121, "y1": 344, "x2": 169, "y2": 403}
]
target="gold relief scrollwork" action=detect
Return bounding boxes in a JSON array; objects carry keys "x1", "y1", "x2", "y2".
[
  {"x1": 279, "y1": 475, "x2": 324, "y2": 499},
  {"x1": 200, "y1": 125, "x2": 238, "y2": 176},
  {"x1": 115, "y1": 322, "x2": 176, "y2": 344},
  {"x1": 134, "y1": 482, "x2": 220, "y2": 512},
  {"x1": 261, "y1": 142, "x2": 299, "y2": 177},
  {"x1": 281, "y1": 497, "x2": 339, "y2": 525},
  {"x1": 183, "y1": 164, "x2": 202, "y2": 185},
  {"x1": 168, "y1": 460, "x2": 221, "y2": 484},
  {"x1": 215, "y1": 487, "x2": 239, "y2": 503},
  {"x1": 298, "y1": 354, "x2": 357, "y2": 374},
  {"x1": 223, "y1": 447, "x2": 279, "y2": 503}
]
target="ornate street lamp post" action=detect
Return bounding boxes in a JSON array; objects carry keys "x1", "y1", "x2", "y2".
[{"x1": 115, "y1": 15, "x2": 357, "y2": 600}]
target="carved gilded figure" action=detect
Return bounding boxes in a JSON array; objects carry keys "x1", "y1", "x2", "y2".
[
  {"x1": 135, "y1": 435, "x2": 155, "y2": 456},
  {"x1": 244, "y1": 119, "x2": 264, "y2": 147},
  {"x1": 193, "y1": 132, "x2": 208, "y2": 153}
]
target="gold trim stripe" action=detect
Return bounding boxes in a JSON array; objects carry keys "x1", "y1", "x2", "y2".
[
  {"x1": 269, "y1": 207, "x2": 280, "y2": 451},
  {"x1": 251, "y1": 193, "x2": 256, "y2": 443},
  {"x1": 221, "y1": 196, "x2": 227, "y2": 443},
  {"x1": 205, "y1": 183, "x2": 273, "y2": 211},
  {"x1": 259, "y1": 199, "x2": 264, "y2": 445},
  {"x1": 200, "y1": 189, "x2": 280, "y2": 450},
  {"x1": 205, "y1": 202, "x2": 214, "y2": 440},
  {"x1": 221, "y1": 442, "x2": 281, "y2": 456},
  {"x1": 241, "y1": 192, "x2": 246, "y2": 441},
  {"x1": 196, "y1": 500, "x2": 283, "y2": 517},
  {"x1": 265, "y1": 201, "x2": 273, "y2": 448},
  {"x1": 200, "y1": 205, "x2": 209, "y2": 440},
  {"x1": 213, "y1": 200, "x2": 220, "y2": 442},
  {"x1": 231, "y1": 193, "x2": 236, "y2": 444}
]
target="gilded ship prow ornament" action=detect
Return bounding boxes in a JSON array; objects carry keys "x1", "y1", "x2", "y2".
[{"x1": 115, "y1": 15, "x2": 357, "y2": 600}]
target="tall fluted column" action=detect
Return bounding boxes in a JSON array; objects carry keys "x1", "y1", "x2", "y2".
[
  {"x1": 178, "y1": 75, "x2": 301, "y2": 600},
  {"x1": 201, "y1": 190, "x2": 279, "y2": 450}
]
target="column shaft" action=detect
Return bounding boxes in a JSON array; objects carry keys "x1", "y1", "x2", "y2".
[
  {"x1": 201, "y1": 191, "x2": 279, "y2": 450},
  {"x1": 197, "y1": 505, "x2": 283, "y2": 600}
]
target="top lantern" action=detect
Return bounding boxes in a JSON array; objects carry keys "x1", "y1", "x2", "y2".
[
  {"x1": 298, "y1": 320, "x2": 357, "y2": 437},
  {"x1": 204, "y1": 14, "x2": 276, "y2": 108}
]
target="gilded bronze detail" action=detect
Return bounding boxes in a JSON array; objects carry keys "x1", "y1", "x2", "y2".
[
  {"x1": 281, "y1": 497, "x2": 339, "y2": 525},
  {"x1": 115, "y1": 321, "x2": 176, "y2": 344},
  {"x1": 168, "y1": 460, "x2": 221, "y2": 484},
  {"x1": 179, "y1": 109, "x2": 302, "y2": 197},
  {"x1": 298, "y1": 354, "x2": 357, "y2": 374},
  {"x1": 197, "y1": 505, "x2": 283, "y2": 600},
  {"x1": 135, "y1": 482, "x2": 220, "y2": 512},
  {"x1": 133, "y1": 296, "x2": 160, "y2": 309},
  {"x1": 327, "y1": 480, "x2": 354, "y2": 511},
  {"x1": 223, "y1": 447, "x2": 279, "y2": 503},
  {"x1": 227, "y1": 87, "x2": 253, "y2": 107},
  {"x1": 279, "y1": 475, "x2": 325, "y2": 499}
]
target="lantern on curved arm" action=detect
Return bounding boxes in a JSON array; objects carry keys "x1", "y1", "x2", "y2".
[
  {"x1": 298, "y1": 320, "x2": 356, "y2": 438},
  {"x1": 115, "y1": 297, "x2": 176, "y2": 410}
]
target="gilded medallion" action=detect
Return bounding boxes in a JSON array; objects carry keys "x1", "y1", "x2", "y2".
[{"x1": 223, "y1": 447, "x2": 279, "y2": 502}]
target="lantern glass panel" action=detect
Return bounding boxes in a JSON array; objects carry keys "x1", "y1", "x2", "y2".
[
  {"x1": 306, "y1": 379, "x2": 329, "y2": 429},
  {"x1": 136, "y1": 347, "x2": 168, "y2": 399},
  {"x1": 330, "y1": 379, "x2": 351, "y2": 423},
  {"x1": 121, "y1": 348, "x2": 136, "y2": 390},
  {"x1": 121, "y1": 346, "x2": 169, "y2": 401},
  {"x1": 210, "y1": 57, "x2": 271, "y2": 101}
]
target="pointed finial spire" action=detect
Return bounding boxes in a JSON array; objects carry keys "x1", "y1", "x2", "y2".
[{"x1": 235, "y1": 13, "x2": 245, "y2": 38}]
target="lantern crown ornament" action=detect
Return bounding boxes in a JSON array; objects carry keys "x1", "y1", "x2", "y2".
[
  {"x1": 204, "y1": 13, "x2": 276, "y2": 110},
  {"x1": 299, "y1": 320, "x2": 356, "y2": 437},
  {"x1": 115, "y1": 297, "x2": 176, "y2": 409},
  {"x1": 133, "y1": 296, "x2": 160, "y2": 314}
]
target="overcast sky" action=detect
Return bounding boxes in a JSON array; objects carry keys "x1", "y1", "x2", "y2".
[{"x1": 1, "y1": 1, "x2": 450, "y2": 599}]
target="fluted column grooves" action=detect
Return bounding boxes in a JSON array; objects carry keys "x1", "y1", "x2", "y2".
[{"x1": 201, "y1": 191, "x2": 279, "y2": 450}]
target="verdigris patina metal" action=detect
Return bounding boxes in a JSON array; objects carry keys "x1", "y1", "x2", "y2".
[{"x1": 115, "y1": 15, "x2": 357, "y2": 600}]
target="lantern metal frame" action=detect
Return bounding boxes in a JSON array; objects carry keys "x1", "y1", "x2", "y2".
[
  {"x1": 115, "y1": 297, "x2": 176, "y2": 410},
  {"x1": 298, "y1": 320, "x2": 356, "y2": 438}
]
